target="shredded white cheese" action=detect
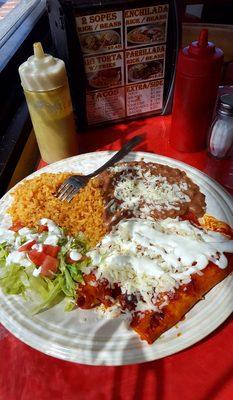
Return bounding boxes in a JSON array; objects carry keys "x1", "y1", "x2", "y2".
[
  {"x1": 109, "y1": 164, "x2": 191, "y2": 218},
  {"x1": 86, "y1": 218, "x2": 233, "y2": 313}
]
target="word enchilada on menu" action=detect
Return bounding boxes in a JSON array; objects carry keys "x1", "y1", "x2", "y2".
[{"x1": 47, "y1": 0, "x2": 181, "y2": 129}]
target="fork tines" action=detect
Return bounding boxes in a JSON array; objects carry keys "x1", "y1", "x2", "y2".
[
  {"x1": 55, "y1": 175, "x2": 86, "y2": 202},
  {"x1": 57, "y1": 185, "x2": 75, "y2": 201}
]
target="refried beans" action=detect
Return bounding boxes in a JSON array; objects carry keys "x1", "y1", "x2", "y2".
[{"x1": 98, "y1": 161, "x2": 206, "y2": 226}]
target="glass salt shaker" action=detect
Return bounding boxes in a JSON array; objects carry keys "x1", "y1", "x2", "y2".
[{"x1": 208, "y1": 94, "x2": 233, "y2": 159}]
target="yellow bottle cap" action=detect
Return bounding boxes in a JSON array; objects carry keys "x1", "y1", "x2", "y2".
[{"x1": 18, "y1": 42, "x2": 68, "y2": 92}]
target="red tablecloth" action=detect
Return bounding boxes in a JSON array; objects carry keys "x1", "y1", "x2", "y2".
[{"x1": 1, "y1": 115, "x2": 233, "y2": 400}]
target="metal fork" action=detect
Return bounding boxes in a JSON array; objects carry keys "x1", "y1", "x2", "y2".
[{"x1": 55, "y1": 135, "x2": 143, "y2": 202}]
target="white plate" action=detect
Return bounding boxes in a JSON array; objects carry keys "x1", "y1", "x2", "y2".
[{"x1": 0, "y1": 152, "x2": 232, "y2": 366}]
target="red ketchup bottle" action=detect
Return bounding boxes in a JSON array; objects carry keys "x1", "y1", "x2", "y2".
[{"x1": 170, "y1": 29, "x2": 224, "y2": 152}]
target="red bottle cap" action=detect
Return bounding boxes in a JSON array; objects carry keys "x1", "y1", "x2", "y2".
[
  {"x1": 178, "y1": 29, "x2": 223, "y2": 77},
  {"x1": 188, "y1": 29, "x2": 215, "y2": 57}
]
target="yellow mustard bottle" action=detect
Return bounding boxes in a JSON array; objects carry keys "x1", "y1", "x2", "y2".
[{"x1": 18, "y1": 42, "x2": 78, "y2": 163}]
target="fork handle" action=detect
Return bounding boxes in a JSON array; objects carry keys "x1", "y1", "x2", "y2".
[{"x1": 87, "y1": 135, "x2": 143, "y2": 178}]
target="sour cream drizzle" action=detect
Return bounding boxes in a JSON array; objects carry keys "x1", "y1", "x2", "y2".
[{"x1": 87, "y1": 218, "x2": 233, "y2": 312}]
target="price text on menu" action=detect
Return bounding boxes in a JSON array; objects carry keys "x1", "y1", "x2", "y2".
[{"x1": 76, "y1": 4, "x2": 169, "y2": 125}]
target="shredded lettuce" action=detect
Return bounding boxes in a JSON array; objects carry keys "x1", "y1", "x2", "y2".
[
  {"x1": 0, "y1": 244, "x2": 28, "y2": 295},
  {"x1": 58, "y1": 254, "x2": 77, "y2": 297},
  {"x1": 0, "y1": 227, "x2": 91, "y2": 315},
  {"x1": 0, "y1": 244, "x2": 8, "y2": 266},
  {"x1": 67, "y1": 264, "x2": 84, "y2": 283},
  {"x1": 58, "y1": 237, "x2": 68, "y2": 247},
  {"x1": 70, "y1": 233, "x2": 91, "y2": 254},
  {"x1": 0, "y1": 256, "x2": 63, "y2": 311},
  {"x1": 0, "y1": 264, "x2": 29, "y2": 295},
  {"x1": 31, "y1": 276, "x2": 64, "y2": 314},
  {"x1": 29, "y1": 275, "x2": 50, "y2": 298},
  {"x1": 30, "y1": 251, "x2": 88, "y2": 313},
  {"x1": 31, "y1": 252, "x2": 89, "y2": 313},
  {"x1": 64, "y1": 298, "x2": 76, "y2": 312}
]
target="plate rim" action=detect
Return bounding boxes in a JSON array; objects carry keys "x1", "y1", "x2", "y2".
[{"x1": 0, "y1": 150, "x2": 232, "y2": 366}]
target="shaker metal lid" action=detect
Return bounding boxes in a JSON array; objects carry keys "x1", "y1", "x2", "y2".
[{"x1": 218, "y1": 94, "x2": 233, "y2": 116}]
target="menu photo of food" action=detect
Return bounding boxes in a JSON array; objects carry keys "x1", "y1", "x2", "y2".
[
  {"x1": 127, "y1": 23, "x2": 166, "y2": 47},
  {"x1": 80, "y1": 29, "x2": 122, "y2": 54},
  {"x1": 86, "y1": 67, "x2": 122, "y2": 90},
  {"x1": 127, "y1": 59, "x2": 164, "y2": 83}
]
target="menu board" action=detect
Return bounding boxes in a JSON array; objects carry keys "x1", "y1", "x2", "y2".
[{"x1": 76, "y1": 4, "x2": 169, "y2": 125}]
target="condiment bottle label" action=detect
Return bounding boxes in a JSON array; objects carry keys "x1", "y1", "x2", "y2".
[
  {"x1": 24, "y1": 87, "x2": 73, "y2": 120},
  {"x1": 75, "y1": 4, "x2": 168, "y2": 125}
]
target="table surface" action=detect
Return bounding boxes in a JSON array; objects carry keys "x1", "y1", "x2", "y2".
[{"x1": 0, "y1": 115, "x2": 233, "y2": 400}]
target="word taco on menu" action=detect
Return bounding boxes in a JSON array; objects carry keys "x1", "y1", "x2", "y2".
[{"x1": 0, "y1": 161, "x2": 233, "y2": 345}]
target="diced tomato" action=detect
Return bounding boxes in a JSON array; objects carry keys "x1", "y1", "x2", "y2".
[
  {"x1": 9, "y1": 222, "x2": 24, "y2": 232},
  {"x1": 28, "y1": 250, "x2": 46, "y2": 266},
  {"x1": 37, "y1": 225, "x2": 49, "y2": 233},
  {"x1": 43, "y1": 245, "x2": 61, "y2": 257},
  {"x1": 40, "y1": 255, "x2": 58, "y2": 278},
  {"x1": 28, "y1": 250, "x2": 59, "y2": 278},
  {"x1": 18, "y1": 240, "x2": 36, "y2": 252}
]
